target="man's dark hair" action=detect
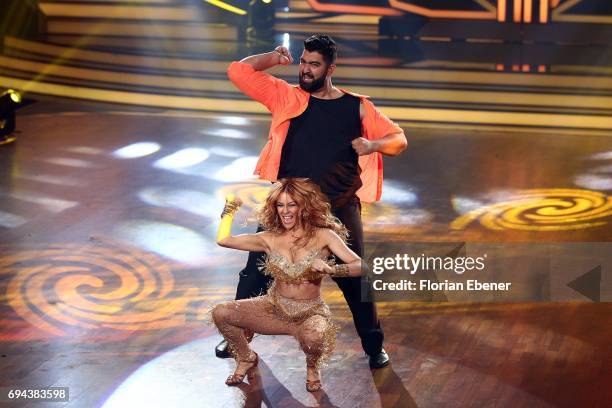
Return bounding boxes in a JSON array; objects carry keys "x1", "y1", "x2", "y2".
[{"x1": 303, "y1": 34, "x2": 337, "y2": 65}]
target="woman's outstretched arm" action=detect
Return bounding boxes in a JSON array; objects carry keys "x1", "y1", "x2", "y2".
[{"x1": 216, "y1": 195, "x2": 269, "y2": 253}]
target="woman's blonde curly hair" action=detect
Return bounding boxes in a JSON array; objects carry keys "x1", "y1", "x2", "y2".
[{"x1": 257, "y1": 178, "x2": 348, "y2": 248}]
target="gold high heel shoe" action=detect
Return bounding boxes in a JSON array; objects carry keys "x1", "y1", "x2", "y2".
[
  {"x1": 225, "y1": 352, "x2": 259, "y2": 386},
  {"x1": 306, "y1": 366, "x2": 322, "y2": 392},
  {"x1": 306, "y1": 379, "x2": 322, "y2": 392}
]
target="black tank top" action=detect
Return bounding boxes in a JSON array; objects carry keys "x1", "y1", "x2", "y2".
[{"x1": 278, "y1": 93, "x2": 362, "y2": 206}]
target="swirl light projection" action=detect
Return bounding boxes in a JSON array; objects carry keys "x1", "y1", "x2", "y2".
[
  {"x1": 216, "y1": 181, "x2": 272, "y2": 210},
  {"x1": 451, "y1": 189, "x2": 612, "y2": 231},
  {"x1": 363, "y1": 203, "x2": 433, "y2": 234},
  {"x1": 1, "y1": 242, "x2": 198, "y2": 336}
]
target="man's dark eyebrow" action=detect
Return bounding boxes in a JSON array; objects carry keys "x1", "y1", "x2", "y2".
[{"x1": 300, "y1": 58, "x2": 321, "y2": 65}]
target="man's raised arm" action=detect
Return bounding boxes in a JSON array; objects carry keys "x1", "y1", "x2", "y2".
[
  {"x1": 240, "y1": 46, "x2": 293, "y2": 71},
  {"x1": 227, "y1": 46, "x2": 294, "y2": 111}
]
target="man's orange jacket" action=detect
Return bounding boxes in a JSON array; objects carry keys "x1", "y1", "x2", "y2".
[{"x1": 228, "y1": 61, "x2": 404, "y2": 203}]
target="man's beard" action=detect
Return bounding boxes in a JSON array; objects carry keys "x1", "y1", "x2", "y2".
[{"x1": 299, "y1": 73, "x2": 326, "y2": 93}]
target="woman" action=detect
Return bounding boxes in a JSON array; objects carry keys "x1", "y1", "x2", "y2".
[{"x1": 212, "y1": 178, "x2": 363, "y2": 392}]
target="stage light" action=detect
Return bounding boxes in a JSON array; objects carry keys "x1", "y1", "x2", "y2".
[
  {"x1": 201, "y1": 128, "x2": 252, "y2": 139},
  {"x1": 0, "y1": 89, "x2": 21, "y2": 145},
  {"x1": 213, "y1": 156, "x2": 259, "y2": 182},
  {"x1": 205, "y1": 0, "x2": 247, "y2": 15},
  {"x1": 113, "y1": 142, "x2": 161, "y2": 159},
  {"x1": 7, "y1": 90, "x2": 21, "y2": 104},
  {"x1": 217, "y1": 115, "x2": 251, "y2": 126},
  {"x1": 153, "y1": 148, "x2": 210, "y2": 170}
]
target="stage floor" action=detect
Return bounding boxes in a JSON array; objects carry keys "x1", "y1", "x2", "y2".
[{"x1": 0, "y1": 98, "x2": 610, "y2": 407}]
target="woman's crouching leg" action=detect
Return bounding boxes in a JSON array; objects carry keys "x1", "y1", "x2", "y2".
[
  {"x1": 211, "y1": 301, "x2": 254, "y2": 361},
  {"x1": 297, "y1": 315, "x2": 337, "y2": 369},
  {"x1": 212, "y1": 296, "x2": 295, "y2": 361}
]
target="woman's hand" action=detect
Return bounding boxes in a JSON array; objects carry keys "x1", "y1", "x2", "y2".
[
  {"x1": 221, "y1": 194, "x2": 243, "y2": 218},
  {"x1": 226, "y1": 194, "x2": 243, "y2": 207},
  {"x1": 312, "y1": 259, "x2": 334, "y2": 275}
]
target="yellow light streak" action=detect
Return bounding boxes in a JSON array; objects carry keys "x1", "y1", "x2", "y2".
[{"x1": 205, "y1": 0, "x2": 246, "y2": 15}]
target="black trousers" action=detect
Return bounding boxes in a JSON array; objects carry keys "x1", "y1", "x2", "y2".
[{"x1": 234, "y1": 196, "x2": 384, "y2": 356}]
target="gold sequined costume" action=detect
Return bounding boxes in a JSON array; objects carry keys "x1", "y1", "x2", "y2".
[{"x1": 212, "y1": 249, "x2": 338, "y2": 369}]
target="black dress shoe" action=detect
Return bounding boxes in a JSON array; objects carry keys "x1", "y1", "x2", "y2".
[
  {"x1": 215, "y1": 331, "x2": 254, "y2": 359},
  {"x1": 215, "y1": 339, "x2": 231, "y2": 359},
  {"x1": 0, "y1": 135, "x2": 16, "y2": 146},
  {"x1": 368, "y1": 348, "x2": 390, "y2": 368}
]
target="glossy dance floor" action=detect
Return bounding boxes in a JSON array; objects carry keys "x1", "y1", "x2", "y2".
[{"x1": 0, "y1": 99, "x2": 610, "y2": 407}]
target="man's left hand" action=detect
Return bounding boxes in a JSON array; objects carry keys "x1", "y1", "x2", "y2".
[{"x1": 352, "y1": 137, "x2": 376, "y2": 156}]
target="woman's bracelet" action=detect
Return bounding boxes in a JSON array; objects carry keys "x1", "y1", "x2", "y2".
[
  {"x1": 333, "y1": 264, "x2": 350, "y2": 277},
  {"x1": 221, "y1": 200, "x2": 241, "y2": 218}
]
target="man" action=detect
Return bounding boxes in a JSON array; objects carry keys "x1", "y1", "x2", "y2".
[{"x1": 217, "y1": 34, "x2": 407, "y2": 368}]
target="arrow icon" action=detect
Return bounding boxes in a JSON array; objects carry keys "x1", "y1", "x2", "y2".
[{"x1": 567, "y1": 265, "x2": 601, "y2": 302}]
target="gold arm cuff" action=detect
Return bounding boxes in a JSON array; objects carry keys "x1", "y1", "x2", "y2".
[
  {"x1": 333, "y1": 264, "x2": 350, "y2": 277},
  {"x1": 221, "y1": 200, "x2": 241, "y2": 219}
]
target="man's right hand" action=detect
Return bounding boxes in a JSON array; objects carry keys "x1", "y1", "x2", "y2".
[{"x1": 274, "y1": 46, "x2": 293, "y2": 65}]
